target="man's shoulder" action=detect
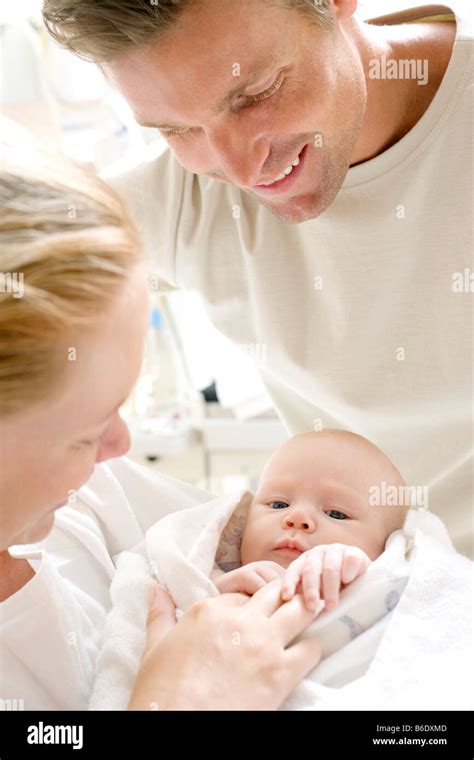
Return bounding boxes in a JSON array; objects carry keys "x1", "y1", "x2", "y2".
[
  {"x1": 366, "y1": 1, "x2": 473, "y2": 41},
  {"x1": 103, "y1": 143, "x2": 182, "y2": 203}
]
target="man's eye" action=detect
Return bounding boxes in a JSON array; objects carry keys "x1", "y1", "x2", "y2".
[
  {"x1": 270, "y1": 501, "x2": 290, "y2": 510},
  {"x1": 325, "y1": 509, "x2": 348, "y2": 520},
  {"x1": 238, "y1": 72, "x2": 285, "y2": 109},
  {"x1": 161, "y1": 73, "x2": 285, "y2": 137}
]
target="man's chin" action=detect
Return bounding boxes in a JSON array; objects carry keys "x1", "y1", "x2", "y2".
[
  {"x1": 249, "y1": 153, "x2": 352, "y2": 224},
  {"x1": 250, "y1": 189, "x2": 335, "y2": 224}
]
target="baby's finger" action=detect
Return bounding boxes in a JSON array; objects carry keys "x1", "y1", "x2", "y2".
[
  {"x1": 321, "y1": 546, "x2": 344, "y2": 608},
  {"x1": 248, "y1": 572, "x2": 269, "y2": 593},
  {"x1": 341, "y1": 552, "x2": 363, "y2": 584},
  {"x1": 258, "y1": 564, "x2": 286, "y2": 583},
  {"x1": 302, "y1": 555, "x2": 322, "y2": 611},
  {"x1": 281, "y1": 555, "x2": 306, "y2": 601}
]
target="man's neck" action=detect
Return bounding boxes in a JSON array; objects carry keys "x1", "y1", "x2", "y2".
[{"x1": 349, "y1": 16, "x2": 456, "y2": 166}]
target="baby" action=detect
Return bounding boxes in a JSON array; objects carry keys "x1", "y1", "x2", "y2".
[{"x1": 211, "y1": 430, "x2": 409, "y2": 613}]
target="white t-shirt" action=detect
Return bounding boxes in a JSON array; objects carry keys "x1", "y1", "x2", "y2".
[
  {"x1": 0, "y1": 458, "x2": 211, "y2": 710},
  {"x1": 109, "y1": 2, "x2": 473, "y2": 557}
]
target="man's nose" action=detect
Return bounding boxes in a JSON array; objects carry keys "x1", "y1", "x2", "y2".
[
  {"x1": 282, "y1": 507, "x2": 316, "y2": 533},
  {"x1": 205, "y1": 123, "x2": 269, "y2": 188}
]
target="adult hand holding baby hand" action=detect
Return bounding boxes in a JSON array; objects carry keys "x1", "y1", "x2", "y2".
[
  {"x1": 129, "y1": 580, "x2": 321, "y2": 710},
  {"x1": 281, "y1": 544, "x2": 371, "y2": 612}
]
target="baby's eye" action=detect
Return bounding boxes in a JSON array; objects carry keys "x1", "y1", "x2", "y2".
[
  {"x1": 270, "y1": 501, "x2": 290, "y2": 510},
  {"x1": 325, "y1": 509, "x2": 349, "y2": 520}
]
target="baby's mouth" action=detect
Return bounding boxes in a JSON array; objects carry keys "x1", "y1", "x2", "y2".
[{"x1": 273, "y1": 539, "x2": 306, "y2": 555}]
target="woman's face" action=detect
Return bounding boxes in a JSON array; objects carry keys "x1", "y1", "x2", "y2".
[{"x1": 0, "y1": 267, "x2": 150, "y2": 550}]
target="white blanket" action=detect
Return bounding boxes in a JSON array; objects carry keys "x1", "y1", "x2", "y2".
[{"x1": 89, "y1": 491, "x2": 473, "y2": 711}]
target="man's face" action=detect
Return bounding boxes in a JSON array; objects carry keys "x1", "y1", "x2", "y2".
[{"x1": 105, "y1": 0, "x2": 366, "y2": 223}]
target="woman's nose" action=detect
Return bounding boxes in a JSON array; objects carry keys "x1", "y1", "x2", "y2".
[
  {"x1": 282, "y1": 508, "x2": 316, "y2": 532},
  {"x1": 95, "y1": 414, "x2": 131, "y2": 463}
]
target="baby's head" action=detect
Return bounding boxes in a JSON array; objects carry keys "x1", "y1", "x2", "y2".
[{"x1": 240, "y1": 430, "x2": 408, "y2": 567}]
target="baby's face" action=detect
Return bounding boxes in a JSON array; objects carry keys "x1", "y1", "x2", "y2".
[{"x1": 240, "y1": 432, "x2": 406, "y2": 566}]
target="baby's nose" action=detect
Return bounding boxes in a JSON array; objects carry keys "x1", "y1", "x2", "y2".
[{"x1": 282, "y1": 509, "x2": 315, "y2": 532}]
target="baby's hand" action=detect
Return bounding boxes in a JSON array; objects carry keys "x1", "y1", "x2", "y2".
[
  {"x1": 281, "y1": 544, "x2": 371, "y2": 612},
  {"x1": 214, "y1": 561, "x2": 285, "y2": 595}
]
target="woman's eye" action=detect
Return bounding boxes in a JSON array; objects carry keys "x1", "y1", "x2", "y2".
[
  {"x1": 73, "y1": 438, "x2": 98, "y2": 450},
  {"x1": 326, "y1": 509, "x2": 349, "y2": 520},
  {"x1": 160, "y1": 128, "x2": 189, "y2": 137},
  {"x1": 270, "y1": 501, "x2": 290, "y2": 510},
  {"x1": 159, "y1": 126, "x2": 200, "y2": 138}
]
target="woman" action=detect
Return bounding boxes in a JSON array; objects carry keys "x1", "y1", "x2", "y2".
[{"x1": 0, "y1": 129, "x2": 321, "y2": 711}]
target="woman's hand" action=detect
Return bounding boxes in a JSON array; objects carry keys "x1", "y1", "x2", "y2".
[
  {"x1": 281, "y1": 543, "x2": 371, "y2": 612},
  {"x1": 129, "y1": 580, "x2": 322, "y2": 711},
  {"x1": 214, "y1": 561, "x2": 285, "y2": 595}
]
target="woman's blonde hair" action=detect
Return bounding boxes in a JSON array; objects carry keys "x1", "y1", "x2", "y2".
[{"x1": 0, "y1": 123, "x2": 142, "y2": 416}]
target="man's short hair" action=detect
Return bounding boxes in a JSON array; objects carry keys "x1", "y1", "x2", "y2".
[{"x1": 42, "y1": 0, "x2": 333, "y2": 63}]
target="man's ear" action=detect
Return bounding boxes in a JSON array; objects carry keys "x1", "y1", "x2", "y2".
[{"x1": 330, "y1": 0, "x2": 358, "y2": 23}]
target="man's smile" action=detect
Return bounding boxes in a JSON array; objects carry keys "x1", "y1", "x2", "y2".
[{"x1": 253, "y1": 144, "x2": 308, "y2": 194}]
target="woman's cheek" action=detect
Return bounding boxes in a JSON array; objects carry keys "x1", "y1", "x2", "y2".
[
  {"x1": 60, "y1": 446, "x2": 98, "y2": 503},
  {"x1": 23, "y1": 511, "x2": 57, "y2": 544}
]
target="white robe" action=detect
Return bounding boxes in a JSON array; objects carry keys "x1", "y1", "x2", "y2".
[{"x1": 0, "y1": 457, "x2": 211, "y2": 710}]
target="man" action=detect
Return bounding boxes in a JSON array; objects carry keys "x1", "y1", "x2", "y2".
[{"x1": 42, "y1": 1, "x2": 473, "y2": 556}]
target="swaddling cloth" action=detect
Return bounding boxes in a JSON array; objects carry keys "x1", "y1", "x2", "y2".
[
  {"x1": 146, "y1": 490, "x2": 410, "y2": 661},
  {"x1": 89, "y1": 491, "x2": 472, "y2": 711}
]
